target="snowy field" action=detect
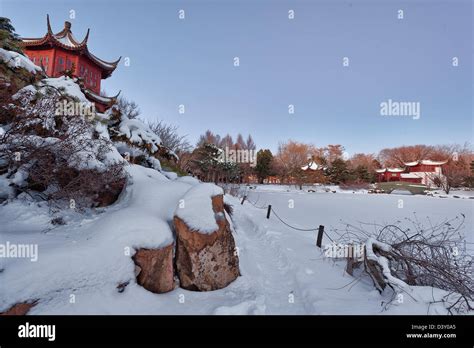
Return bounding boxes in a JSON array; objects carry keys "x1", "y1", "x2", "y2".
[{"x1": 0, "y1": 176, "x2": 472, "y2": 315}]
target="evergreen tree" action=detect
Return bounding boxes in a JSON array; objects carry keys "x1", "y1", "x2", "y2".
[
  {"x1": 255, "y1": 149, "x2": 273, "y2": 184},
  {"x1": 327, "y1": 158, "x2": 350, "y2": 184},
  {"x1": 0, "y1": 17, "x2": 23, "y2": 54},
  {"x1": 354, "y1": 165, "x2": 371, "y2": 182}
]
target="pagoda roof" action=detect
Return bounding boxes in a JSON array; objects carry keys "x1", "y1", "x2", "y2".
[
  {"x1": 21, "y1": 15, "x2": 120, "y2": 78},
  {"x1": 404, "y1": 160, "x2": 448, "y2": 166},
  {"x1": 375, "y1": 168, "x2": 405, "y2": 173},
  {"x1": 301, "y1": 161, "x2": 321, "y2": 171}
]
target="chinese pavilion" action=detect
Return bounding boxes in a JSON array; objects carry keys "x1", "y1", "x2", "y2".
[
  {"x1": 20, "y1": 15, "x2": 120, "y2": 112},
  {"x1": 376, "y1": 160, "x2": 447, "y2": 186}
]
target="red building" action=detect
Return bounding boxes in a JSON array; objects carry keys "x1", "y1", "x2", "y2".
[
  {"x1": 375, "y1": 167, "x2": 405, "y2": 182},
  {"x1": 20, "y1": 15, "x2": 120, "y2": 112},
  {"x1": 376, "y1": 160, "x2": 447, "y2": 186}
]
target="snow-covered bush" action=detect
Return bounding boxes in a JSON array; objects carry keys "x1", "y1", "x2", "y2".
[
  {"x1": 334, "y1": 215, "x2": 473, "y2": 314},
  {"x1": 0, "y1": 76, "x2": 126, "y2": 208}
]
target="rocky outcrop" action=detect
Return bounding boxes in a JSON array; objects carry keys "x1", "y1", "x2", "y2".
[
  {"x1": 132, "y1": 244, "x2": 175, "y2": 293},
  {"x1": 174, "y1": 194, "x2": 240, "y2": 291},
  {"x1": 0, "y1": 301, "x2": 37, "y2": 315}
]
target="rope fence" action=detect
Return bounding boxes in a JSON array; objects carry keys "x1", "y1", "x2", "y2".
[{"x1": 232, "y1": 188, "x2": 335, "y2": 246}]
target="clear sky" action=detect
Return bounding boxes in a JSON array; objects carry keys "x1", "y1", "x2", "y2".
[{"x1": 1, "y1": 0, "x2": 472, "y2": 155}]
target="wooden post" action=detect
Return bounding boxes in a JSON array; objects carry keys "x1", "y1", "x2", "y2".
[
  {"x1": 316, "y1": 225, "x2": 324, "y2": 248},
  {"x1": 241, "y1": 196, "x2": 246, "y2": 205},
  {"x1": 266, "y1": 205, "x2": 272, "y2": 219}
]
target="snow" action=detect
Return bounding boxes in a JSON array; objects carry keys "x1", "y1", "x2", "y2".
[
  {"x1": 176, "y1": 176, "x2": 200, "y2": 186},
  {"x1": 118, "y1": 118, "x2": 162, "y2": 153},
  {"x1": 404, "y1": 160, "x2": 448, "y2": 166},
  {"x1": 0, "y1": 48, "x2": 42, "y2": 74},
  {"x1": 404, "y1": 161, "x2": 419, "y2": 166},
  {"x1": 0, "y1": 177, "x2": 471, "y2": 315},
  {"x1": 400, "y1": 173, "x2": 422, "y2": 179},
  {"x1": 84, "y1": 89, "x2": 114, "y2": 103},
  {"x1": 38, "y1": 76, "x2": 89, "y2": 102},
  {"x1": 301, "y1": 162, "x2": 320, "y2": 171},
  {"x1": 162, "y1": 171, "x2": 178, "y2": 180},
  {"x1": 174, "y1": 183, "x2": 224, "y2": 234},
  {"x1": 55, "y1": 34, "x2": 80, "y2": 48},
  {"x1": 0, "y1": 165, "x2": 194, "y2": 312}
]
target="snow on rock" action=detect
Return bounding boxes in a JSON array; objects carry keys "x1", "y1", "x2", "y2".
[
  {"x1": 174, "y1": 193, "x2": 240, "y2": 291},
  {"x1": 0, "y1": 48, "x2": 42, "y2": 74},
  {"x1": 174, "y1": 183, "x2": 224, "y2": 234},
  {"x1": 0, "y1": 165, "x2": 193, "y2": 312}
]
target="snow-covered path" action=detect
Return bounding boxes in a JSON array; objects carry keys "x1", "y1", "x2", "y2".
[
  {"x1": 226, "y1": 186, "x2": 473, "y2": 314},
  {"x1": 229, "y1": 195, "x2": 384, "y2": 314}
]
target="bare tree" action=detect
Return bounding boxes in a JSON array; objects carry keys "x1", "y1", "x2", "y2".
[
  {"x1": 430, "y1": 144, "x2": 473, "y2": 194},
  {"x1": 147, "y1": 120, "x2": 191, "y2": 155},
  {"x1": 116, "y1": 96, "x2": 140, "y2": 119}
]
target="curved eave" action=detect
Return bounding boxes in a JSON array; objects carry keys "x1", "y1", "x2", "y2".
[
  {"x1": 86, "y1": 52, "x2": 120, "y2": 78},
  {"x1": 83, "y1": 89, "x2": 118, "y2": 105}
]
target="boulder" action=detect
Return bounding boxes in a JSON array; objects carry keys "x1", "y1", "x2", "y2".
[
  {"x1": 174, "y1": 194, "x2": 240, "y2": 291},
  {"x1": 132, "y1": 244, "x2": 175, "y2": 293},
  {"x1": 0, "y1": 301, "x2": 37, "y2": 315}
]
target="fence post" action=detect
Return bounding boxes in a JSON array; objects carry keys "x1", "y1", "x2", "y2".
[
  {"x1": 316, "y1": 225, "x2": 324, "y2": 248},
  {"x1": 241, "y1": 196, "x2": 246, "y2": 205},
  {"x1": 266, "y1": 205, "x2": 272, "y2": 219}
]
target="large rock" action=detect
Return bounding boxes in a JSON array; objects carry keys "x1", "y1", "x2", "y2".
[
  {"x1": 0, "y1": 301, "x2": 37, "y2": 315},
  {"x1": 174, "y1": 194, "x2": 240, "y2": 291},
  {"x1": 132, "y1": 244, "x2": 175, "y2": 293}
]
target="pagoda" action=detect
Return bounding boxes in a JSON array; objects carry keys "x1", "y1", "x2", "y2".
[{"x1": 20, "y1": 15, "x2": 120, "y2": 112}]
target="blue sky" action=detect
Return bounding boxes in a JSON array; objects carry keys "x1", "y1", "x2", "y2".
[{"x1": 1, "y1": 0, "x2": 472, "y2": 155}]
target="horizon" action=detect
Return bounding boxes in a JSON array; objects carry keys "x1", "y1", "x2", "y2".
[{"x1": 1, "y1": 0, "x2": 472, "y2": 155}]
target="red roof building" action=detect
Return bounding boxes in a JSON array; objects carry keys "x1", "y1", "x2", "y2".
[
  {"x1": 20, "y1": 15, "x2": 120, "y2": 112},
  {"x1": 376, "y1": 160, "x2": 448, "y2": 186}
]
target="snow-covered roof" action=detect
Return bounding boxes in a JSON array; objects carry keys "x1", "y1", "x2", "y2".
[
  {"x1": 404, "y1": 160, "x2": 448, "y2": 166},
  {"x1": 400, "y1": 173, "x2": 423, "y2": 179},
  {"x1": 403, "y1": 161, "x2": 418, "y2": 166},
  {"x1": 376, "y1": 168, "x2": 404, "y2": 173},
  {"x1": 55, "y1": 34, "x2": 78, "y2": 47},
  {"x1": 420, "y1": 160, "x2": 448, "y2": 165},
  {"x1": 301, "y1": 161, "x2": 320, "y2": 171}
]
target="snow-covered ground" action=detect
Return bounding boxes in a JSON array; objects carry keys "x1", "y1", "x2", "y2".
[{"x1": 0, "y1": 177, "x2": 472, "y2": 315}]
